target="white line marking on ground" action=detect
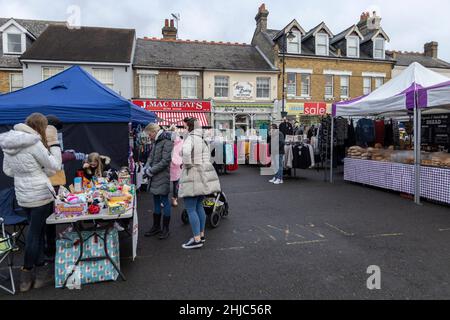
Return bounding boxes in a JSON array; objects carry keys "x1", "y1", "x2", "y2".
[
  {"x1": 266, "y1": 225, "x2": 304, "y2": 241},
  {"x1": 256, "y1": 226, "x2": 277, "y2": 241},
  {"x1": 325, "y1": 223, "x2": 355, "y2": 236},
  {"x1": 286, "y1": 240, "x2": 329, "y2": 246},
  {"x1": 296, "y1": 224, "x2": 326, "y2": 239},
  {"x1": 439, "y1": 228, "x2": 450, "y2": 232},
  {"x1": 365, "y1": 233, "x2": 404, "y2": 238},
  {"x1": 217, "y1": 247, "x2": 245, "y2": 251}
]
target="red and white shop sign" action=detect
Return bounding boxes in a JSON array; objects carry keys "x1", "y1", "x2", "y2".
[
  {"x1": 304, "y1": 102, "x2": 328, "y2": 115},
  {"x1": 132, "y1": 99, "x2": 211, "y2": 112}
]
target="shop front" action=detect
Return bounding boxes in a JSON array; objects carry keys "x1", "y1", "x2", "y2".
[
  {"x1": 132, "y1": 99, "x2": 212, "y2": 127},
  {"x1": 213, "y1": 103, "x2": 276, "y2": 138},
  {"x1": 286, "y1": 102, "x2": 332, "y2": 126}
]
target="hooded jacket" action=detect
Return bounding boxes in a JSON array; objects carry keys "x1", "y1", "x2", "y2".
[
  {"x1": 178, "y1": 129, "x2": 221, "y2": 198},
  {"x1": 0, "y1": 124, "x2": 62, "y2": 208},
  {"x1": 146, "y1": 130, "x2": 173, "y2": 195}
]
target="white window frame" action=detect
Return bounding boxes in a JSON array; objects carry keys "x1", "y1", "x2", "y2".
[
  {"x1": 256, "y1": 77, "x2": 271, "y2": 99},
  {"x1": 347, "y1": 36, "x2": 360, "y2": 58},
  {"x1": 375, "y1": 77, "x2": 384, "y2": 89},
  {"x1": 139, "y1": 74, "x2": 157, "y2": 98},
  {"x1": 91, "y1": 68, "x2": 114, "y2": 89},
  {"x1": 9, "y1": 73, "x2": 23, "y2": 92},
  {"x1": 287, "y1": 30, "x2": 301, "y2": 54},
  {"x1": 214, "y1": 76, "x2": 229, "y2": 98},
  {"x1": 4, "y1": 33, "x2": 24, "y2": 54},
  {"x1": 287, "y1": 73, "x2": 297, "y2": 97},
  {"x1": 373, "y1": 38, "x2": 385, "y2": 59},
  {"x1": 325, "y1": 75, "x2": 334, "y2": 99},
  {"x1": 42, "y1": 66, "x2": 65, "y2": 81},
  {"x1": 340, "y1": 76, "x2": 350, "y2": 98},
  {"x1": 300, "y1": 74, "x2": 311, "y2": 97},
  {"x1": 181, "y1": 75, "x2": 198, "y2": 99},
  {"x1": 363, "y1": 77, "x2": 372, "y2": 95},
  {"x1": 315, "y1": 33, "x2": 329, "y2": 56}
]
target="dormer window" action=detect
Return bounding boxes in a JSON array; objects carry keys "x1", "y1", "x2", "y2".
[
  {"x1": 6, "y1": 33, "x2": 22, "y2": 54},
  {"x1": 287, "y1": 30, "x2": 301, "y2": 54},
  {"x1": 347, "y1": 36, "x2": 360, "y2": 58},
  {"x1": 316, "y1": 33, "x2": 329, "y2": 56},
  {"x1": 374, "y1": 38, "x2": 385, "y2": 59}
]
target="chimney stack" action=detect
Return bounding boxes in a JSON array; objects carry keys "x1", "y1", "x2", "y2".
[
  {"x1": 162, "y1": 18, "x2": 177, "y2": 40},
  {"x1": 424, "y1": 41, "x2": 438, "y2": 58},
  {"x1": 255, "y1": 3, "x2": 269, "y2": 32},
  {"x1": 358, "y1": 11, "x2": 381, "y2": 33}
]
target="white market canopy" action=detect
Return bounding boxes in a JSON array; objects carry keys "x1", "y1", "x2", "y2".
[
  {"x1": 418, "y1": 79, "x2": 450, "y2": 109},
  {"x1": 333, "y1": 62, "x2": 450, "y2": 117}
]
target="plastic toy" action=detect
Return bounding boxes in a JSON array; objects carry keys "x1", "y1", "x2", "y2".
[{"x1": 88, "y1": 204, "x2": 100, "y2": 215}]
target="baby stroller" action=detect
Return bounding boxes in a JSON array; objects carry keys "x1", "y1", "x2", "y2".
[{"x1": 181, "y1": 192, "x2": 229, "y2": 228}]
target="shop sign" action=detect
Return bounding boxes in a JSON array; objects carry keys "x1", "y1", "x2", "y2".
[
  {"x1": 233, "y1": 82, "x2": 253, "y2": 100},
  {"x1": 132, "y1": 99, "x2": 211, "y2": 112},
  {"x1": 217, "y1": 106, "x2": 273, "y2": 114},
  {"x1": 287, "y1": 102, "x2": 331, "y2": 115}
]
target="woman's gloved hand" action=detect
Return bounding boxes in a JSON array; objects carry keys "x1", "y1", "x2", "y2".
[{"x1": 46, "y1": 125, "x2": 59, "y2": 147}]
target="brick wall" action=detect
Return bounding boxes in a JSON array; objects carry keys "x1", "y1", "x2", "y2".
[
  {"x1": 275, "y1": 56, "x2": 393, "y2": 102},
  {"x1": 133, "y1": 69, "x2": 203, "y2": 99},
  {"x1": 0, "y1": 70, "x2": 23, "y2": 93}
]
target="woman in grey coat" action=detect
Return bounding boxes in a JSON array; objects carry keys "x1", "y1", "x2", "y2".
[
  {"x1": 143, "y1": 123, "x2": 174, "y2": 239},
  {"x1": 179, "y1": 118, "x2": 221, "y2": 249}
]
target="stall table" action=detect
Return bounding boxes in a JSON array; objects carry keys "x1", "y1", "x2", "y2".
[{"x1": 344, "y1": 158, "x2": 450, "y2": 205}]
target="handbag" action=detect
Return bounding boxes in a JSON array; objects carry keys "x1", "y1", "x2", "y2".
[{"x1": 49, "y1": 170, "x2": 67, "y2": 186}]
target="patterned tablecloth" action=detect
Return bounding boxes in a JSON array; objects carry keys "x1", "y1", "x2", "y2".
[{"x1": 344, "y1": 158, "x2": 450, "y2": 205}]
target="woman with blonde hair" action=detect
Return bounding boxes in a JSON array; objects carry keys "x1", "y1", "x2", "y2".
[
  {"x1": 0, "y1": 112, "x2": 62, "y2": 292},
  {"x1": 143, "y1": 123, "x2": 173, "y2": 239},
  {"x1": 82, "y1": 152, "x2": 113, "y2": 180}
]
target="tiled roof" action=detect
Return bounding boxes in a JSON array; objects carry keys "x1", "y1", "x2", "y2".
[
  {"x1": 0, "y1": 17, "x2": 64, "y2": 69},
  {"x1": 387, "y1": 51, "x2": 450, "y2": 69},
  {"x1": 20, "y1": 25, "x2": 135, "y2": 63},
  {"x1": 133, "y1": 38, "x2": 276, "y2": 71}
]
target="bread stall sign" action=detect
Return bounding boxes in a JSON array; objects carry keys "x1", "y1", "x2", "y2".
[{"x1": 233, "y1": 82, "x2": 253, "y2": 100}]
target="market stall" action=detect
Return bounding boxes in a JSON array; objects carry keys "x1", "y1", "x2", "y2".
[
  {"x1": 331, "y1": 62, "x2": 450, "y2": 205},
  {"x1": 0, "y1": 65, "x2": 157, "y2": 189},
  {"x1": 46, "y1": 174, "x2": 137, "y2": 288}
]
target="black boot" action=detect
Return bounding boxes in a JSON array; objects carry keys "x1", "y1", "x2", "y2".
[
  {"x1": 159, "y1": 216, "x2": 170, "y2": 240},
  {"x1": 145, "y1": 214, "x2": 161, "y2": 237}
]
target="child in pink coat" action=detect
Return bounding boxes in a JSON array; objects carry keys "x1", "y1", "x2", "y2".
[{"x1": 170, "y1": 128, "x2": 183, "y2": 207}]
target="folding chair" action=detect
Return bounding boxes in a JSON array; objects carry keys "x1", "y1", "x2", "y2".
[
  {"x1": 0, "y1": 188, "x2": 28, "y2": 246},
  {"x1": 0, "y1": 217, "x2": 18, "y2": 295}
]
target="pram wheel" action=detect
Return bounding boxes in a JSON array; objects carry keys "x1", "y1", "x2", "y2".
[
  {"x1": 181, "y1": 209, "x2": 189, "y2": 225},
  {"x1": 208, "y1": 209, "x2": 222, "y2": 228}
]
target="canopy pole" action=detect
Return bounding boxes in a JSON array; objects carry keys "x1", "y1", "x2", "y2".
[
  {"x1": 330, "y1": 116, "x2": 334, "y2": 183},
  {"x1": 414, "y1": 107, "x2": 422, "y2": 205}
]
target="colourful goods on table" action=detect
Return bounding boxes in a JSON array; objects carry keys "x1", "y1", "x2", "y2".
[{"x1": 54, "y1": 177, "x2": 135, "y2": 220}]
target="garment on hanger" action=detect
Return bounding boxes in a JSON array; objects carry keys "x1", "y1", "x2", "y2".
[
  {"x1": 374, "y1": 119, "x2": 385, "y2": 146},
  {"x1": 356, "y1": 118, "x2": 375, "y2": 147}
]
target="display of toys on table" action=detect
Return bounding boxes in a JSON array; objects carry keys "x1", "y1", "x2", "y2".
[{"x1": 54, "y1": 175, "x2": 135, "y2": 219}]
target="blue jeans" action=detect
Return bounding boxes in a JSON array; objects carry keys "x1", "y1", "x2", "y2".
[
  {"x1": 153, "y1": 195, "x2": 171, "y2": 217},
  {"x1": 23, "y1": 202, "x2": 53, "y2": 270},
  {"x1": 184, "y1": 196, "x2": 206, "y2": 237},
  {"x1": 275, "y1": 154, "x2": 284, "y2": 180}
]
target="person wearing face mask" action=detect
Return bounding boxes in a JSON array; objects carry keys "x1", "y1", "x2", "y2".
[{"x1": 143, "y1": 123, "x2": 173, "y2": 239}]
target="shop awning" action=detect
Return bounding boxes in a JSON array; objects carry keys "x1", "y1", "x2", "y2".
[{"x1": 155, "y1": 112, "x2": 209, "y2": 127}]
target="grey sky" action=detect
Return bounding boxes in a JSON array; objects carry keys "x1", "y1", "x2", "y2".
[{"x1": 1, "y1": 0, "x2": 449, "y2": 62}]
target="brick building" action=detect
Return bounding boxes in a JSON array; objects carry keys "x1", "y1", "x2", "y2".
[
  {"x1": 0, "y1": 18, "x2": 63, "y2": 94},
  {"x1": 133, "y1": 19, "x2": 278, "y2": 134},
  {"x1": 252, "y1": 4, "x2": 395, "y2": 124}
]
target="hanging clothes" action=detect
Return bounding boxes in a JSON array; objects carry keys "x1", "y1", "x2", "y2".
[
  {"x1": 225, "y1": 143, "x2": 234, "y2": 165},
  {"x1": 307, "y1": 144, "x2": 315, "y2": 168},
  {"x1": 345, "y1": 119, "x2": 356, "y2": 147},
  {"x1": 374, "y1": 119, "x2": 385, "y2": 146},
  {"x1": 356, "y1": 118, "x2": 375, "y2": 147},
  {"x1": 384, "y1": 121, "x2": 394, "y2": 147}
]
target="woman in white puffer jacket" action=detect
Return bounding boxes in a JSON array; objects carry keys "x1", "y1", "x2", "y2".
[{"x1": 0, "y1": 113, "x2": 61, "y2": 293}]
